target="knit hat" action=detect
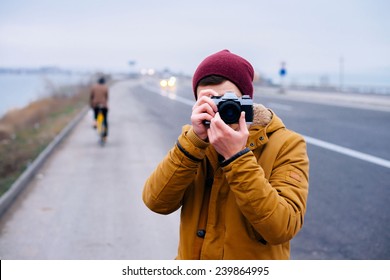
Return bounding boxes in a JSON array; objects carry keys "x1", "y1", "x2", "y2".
[{"x1": 192, "y1": 49, "x2": 254, "y2": 99}]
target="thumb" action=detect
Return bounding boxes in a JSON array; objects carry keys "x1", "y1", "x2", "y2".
[{"x1": 239, "y1": 111, "x2": 247, "y2": 130}]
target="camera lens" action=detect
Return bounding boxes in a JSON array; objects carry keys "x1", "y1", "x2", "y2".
[{"x1": 218, "y1": 101, "x2": 241, "y2": 124}]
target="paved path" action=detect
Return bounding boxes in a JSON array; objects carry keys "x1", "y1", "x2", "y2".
[{"x1": 0, "y1": 79, "x2": 180, "y2": 259}]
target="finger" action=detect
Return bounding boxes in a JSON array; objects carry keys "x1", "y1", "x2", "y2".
[
  {"x1": 198, "y1": 89, "x2": 218, "y2": 99},
  {"x1": 208, "y1": 113, "x2": 219, "y2": 135},
  {"x1": 193, "y1": 102, "x2": 216, "y2": 117},
  {"x1": 210, "y1": 112, "x2": 223, "y2": 127},
  {"x1": 239, "y1": 111, "x2": 246, "y2": 129},
  {"x1": 210, "y1": 112, "x2": 231, "y2": 133},
  {"x1": 193, "y1": 113, "x2": 214, "y2": 124},
  {"x1": 195, "y1": 100, "x2": 217, "y2": 115},
  {"x1": 238, "y1": 112, "x2": 249, "y2": 137},
  {"x1": 196, "y1": 92, "x2": 218, "y2": 112}
]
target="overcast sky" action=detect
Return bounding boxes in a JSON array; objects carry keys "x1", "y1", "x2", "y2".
[{"x1": 0, "y1": 0, "x2": 389, "y2": 86}]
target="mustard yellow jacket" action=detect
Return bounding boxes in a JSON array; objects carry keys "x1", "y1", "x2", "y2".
[{"x1": 143, "y1": 105, "x2": 309, "y2": 259}]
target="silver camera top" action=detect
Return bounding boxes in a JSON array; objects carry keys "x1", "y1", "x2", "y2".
[{"x1": 209, "y1": 91, "x2": 253, "y2": 124}]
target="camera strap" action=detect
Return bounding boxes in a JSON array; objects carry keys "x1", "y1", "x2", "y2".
[{"x1": 193, "y1": 157, "x2": 213, "y2": 259}]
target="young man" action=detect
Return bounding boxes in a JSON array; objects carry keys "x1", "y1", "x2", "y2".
[
  {"x1": 90, "y1": 77, "x2": 109, "y2": 140},
  {"x1": 143, "y1": 50, "x2": 309, "y2": 259}
]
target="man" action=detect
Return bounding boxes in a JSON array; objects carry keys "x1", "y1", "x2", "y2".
[
  {"x1": 90, "y1": 77, "x2": 109, "y2": 140},
  {"x1": 143, "y1": 50, "x2": 309, "y2": 259}
]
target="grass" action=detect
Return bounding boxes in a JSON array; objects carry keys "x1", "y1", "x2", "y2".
[{"x1": 0, "y1": 82, "x2": 90, "y2": 197}]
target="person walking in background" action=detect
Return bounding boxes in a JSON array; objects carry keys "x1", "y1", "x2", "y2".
[
  {"x1": 143, "y1": 50, "x2": 309, "y2": 259},
  {"x1": 90, "y1": 77, "x2": 109, "y2": 141}
]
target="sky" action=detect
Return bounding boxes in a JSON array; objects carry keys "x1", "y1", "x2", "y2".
[{"x1": 0, "y1": 0, "x2": 389, "y2": 87}]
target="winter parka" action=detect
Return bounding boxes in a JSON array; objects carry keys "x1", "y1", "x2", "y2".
[
  {"x1": 143, "y1": 104, "x2": 309, "y2": 259},
  {"x1": 90, "y1": 83, "x2": 109, "y2": 108}
]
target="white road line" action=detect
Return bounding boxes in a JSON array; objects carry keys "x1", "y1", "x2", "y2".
[
  {"x1": 147, "y1": 84, "x2": 390, "y2": 169},
  {"x1": 303, "y1": 136, "x2": 390, "y2": 169}
]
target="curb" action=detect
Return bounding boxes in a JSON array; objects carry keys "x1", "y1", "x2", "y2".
[{"x1": 0, "y1": 106, "x2": 89, "y2": 218}]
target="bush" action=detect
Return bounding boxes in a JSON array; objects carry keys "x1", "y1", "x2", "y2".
[{"x1": 0, "y1": 84, "x2": 89, "y2": 197}]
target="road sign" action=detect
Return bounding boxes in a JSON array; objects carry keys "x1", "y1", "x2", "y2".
[{"x1": 279, "y1": 61, "x2": 287, "y2": 77}]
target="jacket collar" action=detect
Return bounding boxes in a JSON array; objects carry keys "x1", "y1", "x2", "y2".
[{"x1": 247, "y1": 104, "x2": 285, "y2": 149}]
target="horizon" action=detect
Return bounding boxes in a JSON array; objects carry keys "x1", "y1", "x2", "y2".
[{"x1": 1, "y1": 64, "x2": 389, "y2": 89}]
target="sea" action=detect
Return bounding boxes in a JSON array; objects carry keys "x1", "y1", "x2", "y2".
[
  {"x1": 2, "y1": 71, "x2": 388, "y2": 118},
  {"x1": 0, "y1": 73, "x2": 91, "y2": 117}
]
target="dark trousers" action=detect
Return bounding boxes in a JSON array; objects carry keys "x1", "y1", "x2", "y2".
[{"x1": 93, "y1": 107, "x2": 108, "y2": 137}]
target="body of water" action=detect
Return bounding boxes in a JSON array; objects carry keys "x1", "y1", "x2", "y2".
[{"x1": 0, "y1": 73, "x2": 91, "y2": 117}]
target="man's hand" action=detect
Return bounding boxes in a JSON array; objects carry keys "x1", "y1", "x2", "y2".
[
  {"x1": 207, "y1": 111, "x2": 249, "y2": 160},
  {"x1": 191, "y1": 89, "x2": 218, "y2": 140}
]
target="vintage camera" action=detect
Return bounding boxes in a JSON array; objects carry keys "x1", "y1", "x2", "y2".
[{"x1": 208, "y1": 91, "x2": 253, "y2": 124}]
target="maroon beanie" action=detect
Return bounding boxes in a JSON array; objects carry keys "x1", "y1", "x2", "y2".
[{"x1": 192, "y1": 49, "x2": 254, "y2": 99}]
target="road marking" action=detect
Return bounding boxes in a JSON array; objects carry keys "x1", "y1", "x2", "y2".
[
  {"x1": 146, "y1": 83, "x2": 390, "y2": 169},
  {"x1": 161, "y1": 91, "x2": 195, "y2": 106},
  {"x1": 303, "y1": 136, "x2": 390, "y2": 169}
]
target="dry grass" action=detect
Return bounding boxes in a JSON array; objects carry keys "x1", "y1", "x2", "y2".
[{"x1": 0, "y1": 83, "x2": 90, "y2": 196}]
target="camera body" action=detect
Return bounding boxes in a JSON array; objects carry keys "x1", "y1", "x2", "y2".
[{"x1": 210, "y1": 91, "x2": 253, "y2": 124}]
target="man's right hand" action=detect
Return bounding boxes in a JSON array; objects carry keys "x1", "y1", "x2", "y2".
[{"x1": 190, "y1": 89, "x2": 218, "y2": 140}]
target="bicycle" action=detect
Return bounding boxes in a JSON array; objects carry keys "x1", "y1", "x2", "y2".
[{"x1": 96, "y1": 106, "x2": 107, "y2": 146}]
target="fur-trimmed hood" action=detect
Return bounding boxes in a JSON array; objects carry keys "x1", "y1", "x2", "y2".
[
  {"x1": 252, "y1": 103, "x2": 272, "y2": 127},
  {"x1": 248, "y1": 104, "x2": 287, "y2": 146}
]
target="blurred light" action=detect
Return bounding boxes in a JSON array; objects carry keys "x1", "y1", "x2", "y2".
[
  {"x1": 168, "y1": 76, "x2": 176, "y2": 87},
  {"x1": 141, "y1": 68, "x2": 155, "y2": 75},
  {"x1": 160, "y1": 79, "x2": 168, "y2": 87},
  {"x1": 160, "y1": 76, "x2": 177, "y2": 88}
]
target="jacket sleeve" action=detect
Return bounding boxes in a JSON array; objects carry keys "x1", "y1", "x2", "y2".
[
  {"x1": 222, "y1": 132, "x2": 309, "y2": 245},
  {"x1": 142, "y1": 125, "x2": 209, "y2": 214}
]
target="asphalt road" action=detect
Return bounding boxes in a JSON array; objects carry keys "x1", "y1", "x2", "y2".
[
  {"x1": 0, "y1": 76, "x2": 389, "y2": 260},
  {"x1": 256, "y1": 88, "x2": 390, "y2": 260}
]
